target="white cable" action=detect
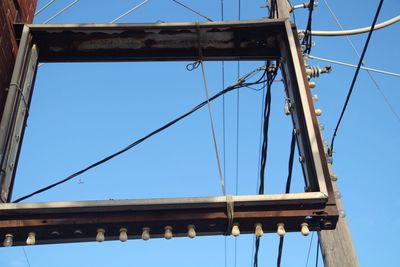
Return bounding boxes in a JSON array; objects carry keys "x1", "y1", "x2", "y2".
[
  {"x1": 308, "y1": 55, "x2": 400, "y2": 77},
  {"x1": 300, "y1": 15, "x2": 400, "y2": 36},
  {"x1": 42, "y1": 0, "x2": 80, "y2": 24},
  {"x1": 35, "y1": 0, "x2": 57, "y2": 16},
  {"x1": 110, "y1": 0, "x2": 150, "y2": 23}
]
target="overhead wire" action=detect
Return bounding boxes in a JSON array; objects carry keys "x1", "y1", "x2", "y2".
[
  {"x1": 276, "y1": 130, "x2": 297, "y2": 267},
  {"x1": 171, "y1": 0, "x2": 213, "y2": 22},
  {"x1": 320, "y1": 0, "x2": 400, "y2": 125},
  {"x1": 42, "y1": 0, "x2": 80, "y2": 24},
  {"x1": 234, "y1": 1, "x2": 242, "y2": 267},
  {"x1": 306, "y1": 15, "x2": 400, "y2": 36},
  {"x1": 35, "y1": 0, "x2": 57, "y2": 16},
  {"x1": 329, "y1": 0, "x2": 385, "y2": 157},
  {"x1": 301, "y1": 0, "x2": 315, "y2": 54},
  {"x1": 12, "y1": 65, "x2": 268, "y2": 203},
  {"x1": 305, "y1": 232, "x2": 315, "y2": 267},
  {"x1": 308, "y1": 55, "x2": 400, "y2": 78},
  {"x1": 110, "y1": 0, "x2": 150, "y2": 23},
  {"x1": 315, "y1": 234, "x2": 320, "y2": 267}
]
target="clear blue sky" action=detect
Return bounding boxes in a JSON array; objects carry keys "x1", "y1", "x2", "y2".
[{"x1": 1, "y1": 0, "x2": 399, "y2": 266}]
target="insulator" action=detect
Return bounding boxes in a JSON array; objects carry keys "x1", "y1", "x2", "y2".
[
  {"x1": 231, "y1": 223, "x2": 240, "y2": 237},
  {"x1": 255, "y1": 223, "x2": 264, "y2": 237},
  {"x1": 142, "y1": 227, "x2": 150, "y2": 241},
  {"x1": 187, "y1": 225, "x2": 196, "y2": 238},
  {"x1": 96, "y1": 228, "x2": 105, "y2": 242},
  {"x1": 26, "y1": 232, "x2": 36, "y2": 245},
  {"x1": 164, "y1": 226, "x2": 173, "y2": 240},
  {"x1": 277, "y1": 223, "x2": 286, "y2": 237},
  {"x1": 301, "y1": 223, "x2": 310, "y2": 236},
  {"x1": 119, "y1": 228, "x2": 128, "y2": 242}
]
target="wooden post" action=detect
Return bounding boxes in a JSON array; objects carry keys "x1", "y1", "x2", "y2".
[{"x1": 273, "y1": 0, "x2": 359, "y2": 266}]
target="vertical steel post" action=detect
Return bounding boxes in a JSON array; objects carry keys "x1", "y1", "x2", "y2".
[{"x1": 0, "y1": 26, "x2": 38, "y2": 202}]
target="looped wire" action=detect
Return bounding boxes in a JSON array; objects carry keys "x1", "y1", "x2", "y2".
[{"x1": 186, "y1": 22, "x2": 204, "y2": 71}]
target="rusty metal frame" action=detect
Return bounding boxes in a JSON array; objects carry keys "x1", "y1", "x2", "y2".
[{"x1": 0, "y1": 19, "x2": 337, "y2": 246}]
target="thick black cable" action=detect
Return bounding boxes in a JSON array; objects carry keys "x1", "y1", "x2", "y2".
[
  {"x1": 301, "y1": 0, "x2": 315, "y2": 55},
  {"x1": 276, "y1": 130, "x2": 297, "y2": 267},
  {"x1": 253, "y1": 61, "x2": 279, "y2": 267},
  {"x1": 172, "y1": 0, "x2": 213, "y2": 22},
  {"x1": 258, "y1": 63, "x2": 278, "y2": 195},
  {"x1": 13, "y1": 67, "x2": 267, "y2": 203},
  {"x1": 329, "y1": 0, "x2": 384, "y2": 157}
]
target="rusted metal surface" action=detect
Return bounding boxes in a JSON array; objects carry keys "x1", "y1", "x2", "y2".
[
  {"x1": 0, "y1": 19, "x2": 338, "y2": 247},
  {"x1": 0, "y1": 196, "x2": 337, "y2": 246},
  {"x1": 15, "y1": 20, "x2": 288, "y2": 62}
]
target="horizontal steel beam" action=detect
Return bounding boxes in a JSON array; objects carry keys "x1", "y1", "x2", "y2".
[
  {"x1": 16, "y1": 20, "x2": 287, "y2": 62},
  {"x1": 0, "y1": 194, "x2": 337, "y2": 246}
]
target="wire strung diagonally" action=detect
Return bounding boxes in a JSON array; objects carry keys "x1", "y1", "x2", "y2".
[
  {"x1": 171, "y1": 0, "x2": 213, "y2": 22},
  {"x1": 320, "y1": 0, "x2": 400, "y2": 125},
  {"x1": 35, "y1": 0, "x2": 57, "y2": 16},
  {"x1": 110, "y1": 0, "x2": 150, "y2": 23},
  {"x1": 196, "y1": 43, "x2": 226, "y2": 195},
  {"x1": 42, "y1": 0, "x2": 80, "y2": 24},
  {"x1": 13, "y1": 65, "x2": 268, "y2": 203},
  {"x1": 305, "y1": 232, "x2": 315, "y2": 267},
  {"x1": 329, "y1": 0, "x2": 385, "y2": 157}
]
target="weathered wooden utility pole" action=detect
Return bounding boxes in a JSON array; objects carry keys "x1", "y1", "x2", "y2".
[{"x1": 273, "y1": 0, "x2": 359, "y2": 266}]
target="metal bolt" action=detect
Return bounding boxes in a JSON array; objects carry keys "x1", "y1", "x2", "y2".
[{"x1": 330, "y1": 173, "x2": 338, "y2": 181}]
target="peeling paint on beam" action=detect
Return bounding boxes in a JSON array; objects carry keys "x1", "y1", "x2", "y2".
[{"x1": 22, "y1": 20, "x2": 287, "y2": 62}]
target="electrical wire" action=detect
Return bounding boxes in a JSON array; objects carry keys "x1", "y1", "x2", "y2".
[
  {"x1": 276, "y1": 130, "x2": 296, "y2": 267},
  {"x1": 320, "y1": 0, "x2": 400, "y2": 125},
  {"x1": 308, "y1": 55, "x2": 400, "y2": 77},
  {"x1": 315, "y1": 234, "x2": 320, "y2": 267},
  {"x1": 252, "y1": 61, "x2": 279, "y2": 267},
  {"x1": 330, "y1": 0, "x2": 385, "y2": 157},
  {"x1": 12, "y1": 65, "x2": 268, "y2": 203},
  {"x1": 307, "y1": 15, "x2": 400, "y2": 36},
  {"x1": 301, "y1": 0, "x2": 315, "y2": 54},
  {"x1": 171, "y1": 0, "x2": 213, "y2": 22},
  {"x1": 110, "y1": 0, "x2": 150, "y2": 23},
  {"x1": 22, "y1": 247, "x2": 31, "y2": 267},
  {"x1": 305, "y1": 232, "x2": 315, "y2": 267},
  {"x1": 234, "y1": 1, "x2": 241, "y2": 266},
  {"x1": 42, "y1": 0, "x2": 80, "y2": 24},
  {"x1": 35, "y1": 0, "x2": 57, "y2": 16}
]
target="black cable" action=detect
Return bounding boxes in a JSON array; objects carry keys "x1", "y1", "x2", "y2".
[
  {"x1": 13, "y1": 66, "x2": 268, "y2": 203},
  {"x1": 301, "y1": 0, "x2": 315, "y2": 55},
  {"x1": 258, "y1": 62, "x2": 279, "y2": 195},
  {"x1": 315, "y1": 233, "x2": 320, "y2": 267},
  {"x1": 253, "y1": 236, "x2": 261, "y2": 267},
  {"x1": 329, "y1": 0, "x2": 384, "y2": 158},
  {"x1": 276, "y1": 130, "x2": 296, "y2": 267},
  {"x1": 253, "y1": 61, "x2": 279, "y2": 267},
  {"x1": 172, "y1": 0, "x2": 213, "y2": 22}
]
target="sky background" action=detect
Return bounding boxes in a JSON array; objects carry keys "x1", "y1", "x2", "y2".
[{"x1": 1, "y1": 0, "x2": 399, "y2": 266}]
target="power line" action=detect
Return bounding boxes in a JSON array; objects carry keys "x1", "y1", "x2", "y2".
[
  {"x1": 319, "y1": 0, "x2": 400, "y2": 126},
  {"x1": 315, "y1": 234, "x2": 320, "y2": 267},
  {"x1": 22, "y1": 247, "x2": 31, "y2": 267},
  {"x1": 171, "y1": 0, "x2": 213, "y2": 22},
  {"x1": 12, "y1": 66, "x2": 268, "y2": 203},
  {"x1": 308, "y1": 55, "x2": 400, "y2": 77},
  {"x1": 35, "y1": 0, "x2": 57, "y2": 16},
  {"x1": 307, "y1": 15, "x2": 399, "y2": 36},
  {"x1": 305, "y1": 232, "x2": 315, "y2": 267},
  {"x1": 42, "y1": 0, "x2": 80, "y2": 24},
  {"x1": 110, "y1": 0, "x2": 150, "y2": 23},
  {"x1": 330, "y1": 0, "x2": 385, "y2": 157},
  {"x1": 301, "y1": 0, "x2": 316, "y2": 54}
]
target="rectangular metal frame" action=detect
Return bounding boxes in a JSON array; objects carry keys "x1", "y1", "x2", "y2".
[{"x1": 0, "y1": 19, "x2": 337, "y2": 246}]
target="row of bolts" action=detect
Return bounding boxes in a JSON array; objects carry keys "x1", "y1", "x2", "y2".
[{"x1": 3, "y1": 222, "x2": 311, "y2": 247}]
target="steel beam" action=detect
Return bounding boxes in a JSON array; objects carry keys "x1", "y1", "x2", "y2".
[
  {"x1": 0, "y1": 194, "x2": 337, "y2": 246},
  {"x1": 18, "y1": 20, "x2": 286, "y2": 62}
]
